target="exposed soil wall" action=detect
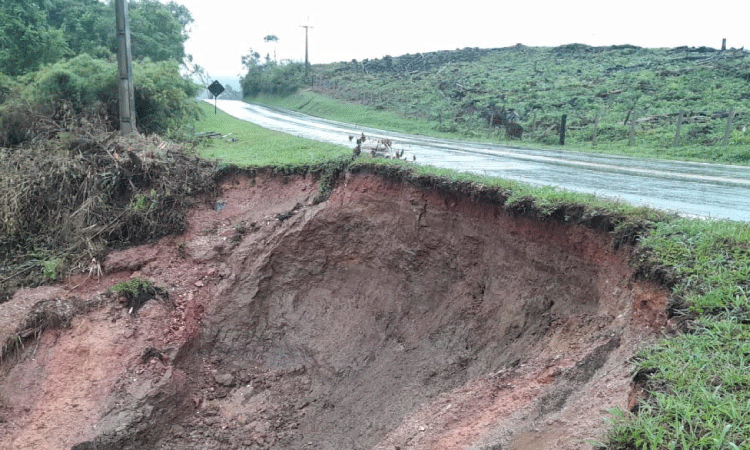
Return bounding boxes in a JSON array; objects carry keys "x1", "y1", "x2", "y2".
[{"x1": 0, "y1": 172, "x2": 667, "y2": 450}]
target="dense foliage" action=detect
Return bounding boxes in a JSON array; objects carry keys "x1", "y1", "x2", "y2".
[
  {"x1": 0, "y1": 0, "x2": 199, "y2": 141},
  {"x1": 0, "y1": 0, "x2": 68, "y2": 76},
  {"x1": 0, "y1": 0, "x2": 191, "y2": 76},
  {"x1": 0, "y1": 55, "x2": 199, "y2": 145},
  {"x1": 240, "y1": 49, "x2": 306, "y2": 97}
]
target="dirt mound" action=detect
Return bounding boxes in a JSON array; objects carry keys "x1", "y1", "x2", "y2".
[{"x1": 0, "y1": 172, "x2": 667, "y2": 449}]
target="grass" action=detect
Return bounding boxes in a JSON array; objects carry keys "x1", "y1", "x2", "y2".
[
  {"x1": 109, "y1": 277, "x2": 168, "y2": 315},
  {"x1": 192, "y1": 98, "x2": 750, "y2": 450},
  {"x1": 194, "y1": 101, "x2": 351, "y2": 170},
  {"x1": 606, "y1": 219, "x2": 750, "y2": 449},
  {"x1": 250, "y1": 91, "x2": 450, "y2": 138}
]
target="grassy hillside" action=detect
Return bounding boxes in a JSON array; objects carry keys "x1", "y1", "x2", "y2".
[{"x1": 255, "y1": 44, "x2": 750, "y2": 164}]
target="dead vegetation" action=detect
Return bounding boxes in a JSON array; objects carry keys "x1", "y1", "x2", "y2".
[
  {"x1": 351, "y1": 132, "x2": 406, "y2": 159},
  {"x1": 0, "y1": 296, "x2": 88, "y2": 363},
  {"x1": 0, "y1": 112, "x2": 217, "y2": 302}
]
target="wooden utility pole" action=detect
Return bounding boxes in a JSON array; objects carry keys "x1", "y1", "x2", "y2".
[
  {"x1": 115, "y1": 0, "x2": 136, "y2": 134},
  {"x1": 300, "y1": 24, "x2": 313, "y2": 83}
]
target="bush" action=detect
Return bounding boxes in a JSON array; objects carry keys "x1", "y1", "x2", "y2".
[
  {"x1": 0, "y1": 72, "x2": 16, "y2": 104},
  {"x1": 133, "y1": 59, "x2": 201, "y2": 136},
  {"x1": 36, "y1": 69, "x2": 86, "y2": 106},
  {"x1": 241, "y1": 62, "x2": 305, "y2": 97},
  {"x1": 0, "y1": 54, "x2": 200, "y2": 145}
]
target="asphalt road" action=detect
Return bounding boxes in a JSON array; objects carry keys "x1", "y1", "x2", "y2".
[{"x1": 211, "y1": 99, "x2": 750, "y2": 222}]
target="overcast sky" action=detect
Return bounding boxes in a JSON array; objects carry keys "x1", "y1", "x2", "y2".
[{"x1": 172, "y1": 0, "x2": 748, "y2": 84}]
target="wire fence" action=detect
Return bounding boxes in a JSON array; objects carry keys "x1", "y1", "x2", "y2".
[{"x1": 309, "y1": 75, "x2": 750, "y2": 150}]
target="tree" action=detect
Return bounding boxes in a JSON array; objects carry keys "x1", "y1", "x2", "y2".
[
  {"x1": 46, "y1": 0, "x2": 112, "y2": 58},
  {"x1": 128, "y1": 0, "x2": 192, "y2": 62},
  {"x1": 240, "y1": 47, "x2": 304, "y2": 97},
  {"x1": 0, "y1": 0, "x2": 200, "y2": 139},
  {"x1": 183, "y1": 54, "x2": 211, "y2": 87},
  {"x1": 0, "y1": 0, "x2": 194, "y2": 76},
  {"x1": 0, "y1": 0, "x2": 69, "y2": 75},
  {"x1": 264, "y1": 34, "x2": 279, "y2": 62},
  {"x1": 240, "y1": 49, "x2": 263, "y2": 96}
]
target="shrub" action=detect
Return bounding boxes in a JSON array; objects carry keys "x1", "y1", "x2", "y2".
[
  {"x1": 0, "y1": 54, "x2": 200, "y2": 145},
  {"x1": 133, "y1": 59, "x2": 201, "y2": 136},
  {"x1": 241, "y1": 62, "x2": 305, "y2": 97},
  {"x1": 108, "y1": 277, "x2": 168, "y2": 315},
  {"x1": 0, "y1": 72, "x2": 15, "y2": 104}
]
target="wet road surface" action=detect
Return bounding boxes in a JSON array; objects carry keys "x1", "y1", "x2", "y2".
[{"x1": 212, "y1": 100, "x2": 750, "y2": 222}]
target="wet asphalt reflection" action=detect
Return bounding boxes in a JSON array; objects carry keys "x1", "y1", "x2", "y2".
[{"x1": 212, "y1": 100, "x2": 750, "y2": 222}]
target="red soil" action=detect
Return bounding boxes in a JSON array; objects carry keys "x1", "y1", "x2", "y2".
[{"x1": 0, "y1": 172, "x2": 667, "y2": 450}]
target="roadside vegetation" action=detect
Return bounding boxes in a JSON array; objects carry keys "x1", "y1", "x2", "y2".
[
  {"x1": 0, "y1": 0, "x2": 201, "y2": 146},
  {"x1": 0, "y1": 0, "x2": 209, "y2": 298},
  {"x1": 607, "y1": 218, "x2": 750, "y2": 449},
  {"x1": 247, "y1": 44, "x2": 750, "y2": 165},
  {"x1": 194, "y1": 101, "x2": 350, "y2": 171}
]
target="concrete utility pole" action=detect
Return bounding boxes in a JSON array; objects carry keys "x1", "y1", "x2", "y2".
[
  {"x1": 300, "y1": 24, "x2": 313, "y2": 82},
  {"x1": 115, "y1": 0, "x2": 136, "y2": 134}
]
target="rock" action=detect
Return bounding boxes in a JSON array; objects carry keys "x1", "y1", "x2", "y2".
[{"x1": 214, "y1": 373, "x2": 235, "y2": 387}]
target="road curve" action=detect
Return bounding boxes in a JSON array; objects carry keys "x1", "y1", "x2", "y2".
[{"x1": 211, "y1": 99, "x2": 750, "y2": 222}]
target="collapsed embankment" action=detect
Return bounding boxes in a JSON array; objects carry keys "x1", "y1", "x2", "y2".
[{"x1": 0, "y1": 170, "x2": 668, "y2": 450}]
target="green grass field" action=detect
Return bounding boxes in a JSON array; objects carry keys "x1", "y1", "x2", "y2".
[{"x1": 194, "y1": 101, "x2": 351, "y2": 170}]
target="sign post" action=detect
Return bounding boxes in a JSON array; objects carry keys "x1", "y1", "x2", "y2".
[{"x1": 208, "y1": 81, "x2": 225, "y2": 114}]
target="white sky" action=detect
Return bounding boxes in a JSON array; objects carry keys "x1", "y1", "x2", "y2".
[{"x1": 172, "y1": 0, "x2": 748, "y2": 82}]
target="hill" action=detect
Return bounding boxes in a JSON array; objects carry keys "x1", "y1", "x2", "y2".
[{"x1": 294, "y1": 44, "x2": 750, "y2": 163}]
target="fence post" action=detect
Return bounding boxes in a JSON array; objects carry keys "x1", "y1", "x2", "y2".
[
  {"x1": 592, "y1": 112, "x2": 600, "y2": 146},
  {"x1": 721, "y1": 108, "x2": 735, "y2": 146},
  {"x1": 673, "y1": 111, "x2": 684, "y2": 147},
  {"x1": 628, "y1": 110, "x2": 638, "y2": 146},
  {"x1": 559, "y1": 114, "x2": 567, "y2": 145}
]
